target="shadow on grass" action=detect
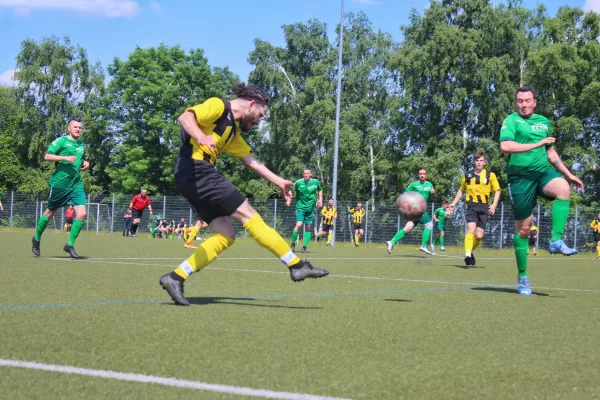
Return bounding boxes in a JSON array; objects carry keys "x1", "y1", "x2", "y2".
[
  {"x1": 175, "y1": 297, "x2": 323, "y2": 310},
  {"x1": 471, "y1": 287, "x2": 550, "y2": 297},
  {"x1": 47, "y1": 256, "x2": 90, "y2": 260},
  {"x1": 383, "y1": 299, "x2": 412, "y2": 303},
  {"x1": 452, "y1": 264, "x2": 485, "y2": 269}
]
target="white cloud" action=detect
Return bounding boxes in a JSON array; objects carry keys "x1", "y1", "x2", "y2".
[
  {"x1": 0, "y1": 0, "x2": 141, "y2": 18},
  {"x1": 150, "y1": 1, "x2": 160, "y2": 11},
  {"x1": 352, "y1": 0, "x2": 382, "y2": 5},
  {"x1": 583, "y1": 0, "x2": 600, "y2": 12},
  {"x1": 0, "y1": 69, "x2": 17, "y2": 87}
]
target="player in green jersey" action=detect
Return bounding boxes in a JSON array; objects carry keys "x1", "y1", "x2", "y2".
[
  {"x1": 288, "y1": 169, "x2": 323, "y2": 253},
  {"x1": 386, "y1": 168, "x2": 435, "y2": 255},
  {"x1": 432, "y1": 200, "x2": 449, "y2": 252},
  {"x1": 32, "y1": 117, "x2": 90, "y2": 258},
  {"x1": 500, "y1": 87, "x2": 584, "y2": 295}
]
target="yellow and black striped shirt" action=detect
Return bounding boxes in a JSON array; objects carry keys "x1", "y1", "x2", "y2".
[
  {"x1": 529, "y1": 225, "x2": 538, "y2": 239},
  {"x1": 591, "y1": 220, "x2": 600, "y2": 233},
  {"x1": 460, "y1": 169, "x2": 500, "y2": 204},
  {"x1": 349, "y1": 207, "x2": 366, "y2": 224},
  {"x1": 321, "y1": 206, "x2": 337, "y2": 225}
]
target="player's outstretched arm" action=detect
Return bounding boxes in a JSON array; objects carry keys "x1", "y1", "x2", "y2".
[
  {"x1": 500, "y1": 137, "x2": 555, "y2": 154},
  {"x1": 449, "y1": 189, "x2": 463, "y2": 212},
  {"x1": 489, "y1": 191, "x2": 501, "y2": 215},
  {"x1": 546, "y1": 146, "x2": 584, "y2": 189},
  {"x1": 241, "y1": 155, "x2": 293, "y2": 202}
]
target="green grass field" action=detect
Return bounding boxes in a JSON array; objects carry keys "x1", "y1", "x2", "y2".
[{"x1": 1, "y1": 230, "x2": 599, "y2": 399}]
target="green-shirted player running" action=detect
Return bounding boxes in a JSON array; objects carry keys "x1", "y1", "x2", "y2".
[
  {"x1": 432, "y1": 200, "x2": 449, "y2": 252},
  {"x1": 500, "y1": 87, "x2": 584, "y2": 296},
  {"x1": 32, "y1": 117, "x2": 90, "y2": 258},
  {"x1": 386, "y1": 168, "x2": 435, "y2": 255},
  {"x1": 288, "y1": 169, "x2": 323, "y2": 253}
]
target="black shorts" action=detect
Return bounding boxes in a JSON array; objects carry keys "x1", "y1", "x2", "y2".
[
  {"x1": 354, "y1": 224, "x2": 363, "y2": 230},
  {"x1": 322, "y1": 223, "x2": 333, "y2": 232},
  {"x1": 132, "y1": 209, "x2": 144, "y2": 219},
  {"x1": 65, "y1": 217, "x2": 74, "y2": 225},
  {"x1": 175, "y1": 160, "x2": 246, "y2": 224},
  {"x1": 465, "y1": 203, "x2": 489, "y2": 229},
  {"x1": 594, "y1": 232, "x2": 600, "y2": 242},
  {"x1": 529, "y1": 237, "x2": 537, "y2": 246}
]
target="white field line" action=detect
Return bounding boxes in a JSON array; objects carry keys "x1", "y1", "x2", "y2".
[
  {"x1": 46, "y1": 259, "x2": 600, "y2": 294},
  {"x1": 48, "y1": 255, "x2": 594, "y2": 261},
  {"x1": 0, "y1": 359, "x2": 351, "y2": 400}
]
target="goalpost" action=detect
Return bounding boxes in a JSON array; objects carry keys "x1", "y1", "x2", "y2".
[{"x1": 39, "y1": 202, "x2": 112, "y2": 235}]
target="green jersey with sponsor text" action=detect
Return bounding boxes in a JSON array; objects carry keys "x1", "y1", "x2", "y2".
[
  {"x1": 499, "y1": 113, "x2": 551, "y2": 178},
  {"x1": 434, "y1": 207, "x2": 447, "y2": 224},
  {"x1": 47, "y1": 136, "x2": 85, "y2": 189},
  {"x1": 293, "y1": 178, "x2": 322, "y2": 211},
  {"x1": 405, "y1": 180, "x2": 434, "y2": 202}
]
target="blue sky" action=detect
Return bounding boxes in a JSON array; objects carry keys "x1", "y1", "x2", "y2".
[{"x1": 0, "y1": 0, "x2": 594, "y2": 85}]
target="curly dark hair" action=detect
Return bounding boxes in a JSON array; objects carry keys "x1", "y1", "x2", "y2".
[{"x1": 232, "y1": 82, "x2": 269, "y2": 105}]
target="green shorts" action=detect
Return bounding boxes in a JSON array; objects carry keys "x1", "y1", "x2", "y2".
[
  {"x1": 507, "y1": 167, "x2": 562, "y2": 220},
  {"x1": 437, "y1": 223, "x2": 445, "y2": 232},
  {"x1": 296, "y1": 209, "x2": 314, "y2": 225},
  {"x1": 47, "y1": 185, "x2": 87, "y2": 211},
  {"x1": 415, "y1": 211, "x2": 432, "y2": 225}
]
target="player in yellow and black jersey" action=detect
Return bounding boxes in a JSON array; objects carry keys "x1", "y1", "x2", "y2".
[
  {"x1": 317, "y1": 199, "x2": 337, "y2": 246},
  {"x1": 449, "y1": 151, "x2": 501, "y2": 266},
  {"x1": 529, "y1": 223, "x2": 539, "y2": 256},
  {"x1": 591, "y1": 212, "x2": 600, "y2": 258},
  {"x1": 159, "y1": 83, "x2": 328, "y2": 306},
  {"x1": 348, "y1": 203, "x2": 366, "y2": 247}
]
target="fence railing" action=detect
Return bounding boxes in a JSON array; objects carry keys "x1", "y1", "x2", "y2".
[{"x1": 0, "y1": 192, "x2": 597, "y2": 249}]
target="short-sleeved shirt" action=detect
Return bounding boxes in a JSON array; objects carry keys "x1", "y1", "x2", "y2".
[
  {"x1": 131, "y1": 194, "x2": 151, "y2": 211},
  {"x1": 529, "y1": 225, "x2": 539, "y2": 238},
  {"x1": 293, "y1": 178, "x2": 322, "y2": 211},
  {"x1": 591, "y1": 220, "x2": 600, "y2": 233},
  {"x1": 500, "y1": 113, "x2": 552, "y2": 178},
  {"x1": 65, "y1": 209, "x2": 75, "y2": 218},
  {"x1": 47, "y1": 136, "x2": 85, "y2": 189},
  {"x1": 460, "y1": 169, "x2": 501, "y2": 204},
  {"x1": 434, "y1": 207, "x2": 447, "y2": 224},
  {"x1": 349, "y1": 207, "x2": 366, "y2": 224},
  {"x1": 176, "y1": 98, "x2": 252, "y2": 170},
  {"x1": 321, "y1": 206, "x2": 337, "y2": 225},
  {"x1": 405, "y1": 180, "x2": 434, "y2": 202}
]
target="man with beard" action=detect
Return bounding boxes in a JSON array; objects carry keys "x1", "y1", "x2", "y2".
[{"x1": 159, "y1": 83, "x2": 329, "y2": 306}]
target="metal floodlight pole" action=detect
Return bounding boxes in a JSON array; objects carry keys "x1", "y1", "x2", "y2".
[{"x1": 331, "y1": 0, "x2": 344, "y2": 246}]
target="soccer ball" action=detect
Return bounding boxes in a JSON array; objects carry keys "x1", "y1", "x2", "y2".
[{"x1": 396, "y1": 192, "x2": 426, "y2": 221}]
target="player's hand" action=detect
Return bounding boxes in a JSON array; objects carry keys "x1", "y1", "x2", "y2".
[
  {"x1": 317, "y1": 199, "x2": 323, "y2": 208},
  {"x1": 537, "y1": 137, "x2": 556, "y2": 147},
  {"x1": 278, "y1": 179, "x2": 294, "y2": 205},
  {"x1": 81, "y1": 161, "x2": 90, "y2": 170},
  {"x1": 566, "y1": 173, "x2": 584, "y2": 190},
  {"x1": 488, "y1": 204, "x2": 497, "y2": 215},
  {"x1": 196, "y1": 133, "x2": 216, "y2": 149},
  {"x1": 430, "y1": 188, "x2": 436, "y2": 194},
  {"x1": 64, "y1": 156, "x2": 77, "y2": 163}
]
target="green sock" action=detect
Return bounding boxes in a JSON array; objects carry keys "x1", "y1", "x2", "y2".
[
  {"x1": 67, "y1": 220, "x2": 84, "y2": 246},
  {"x1": 390, "y1": 229, "x2": 406, "y2": 245},
  {"x1": 513, "y1": 234, "x2": 529, "y2": 277},
  {"x1": 433, "y1": 236, "x2": 439, "y2": 246},
  {"x1": 422, "y1": 228, "x2": 432, "y2": 247},
  {"x1": 303, "y1": 231, "x2": 312, "y2": 246},
  {"x1": 35, "y1": 215, "x2": 50, "y2": 241},
  {"x1": 440, "y1": 236, "x2": 445, "y2": 246},
  {"x1": 551, "y1": 199, "x2": 570, "y2": 242},
  {"x1": 292, "y1": 230, "x2": 298, "y2": 244}
]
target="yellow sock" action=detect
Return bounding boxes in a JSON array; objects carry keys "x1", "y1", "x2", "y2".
[
  {"x1": 473, "y1": 238, "x2": 482, "y2": 251},
  {"x1": 318, "y1": 232, "x2": 325, "y2": 237},
  {"x1": 174, "y1": 233, "x2": 234, "y2": 279},
  {"x1": 597, "y1": 246, "x2": 600, "y2": 256},
  {"x1": 244, "y1": 214, "x2": 300, "y2": 267},
  {"x1": 464, "y1": 233, "x2": 475, "y2": 256},
  {"x1": 327, "y1": 232, "x2": 332, "y2": 244},
  {"x1": 354, "y1": 234, "x2": 359, "y2": 245},
  {"x1": 185, "y1": 226, "x2": 200, "y2": 245}
]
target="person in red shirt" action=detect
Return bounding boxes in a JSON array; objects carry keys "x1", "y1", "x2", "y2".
[
  {"x1": 64, "y1": 205, "x2": 75, "y2": 232},
  {"x1": 128, "y1": 188, "x2": 153, "y2": 236}
]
